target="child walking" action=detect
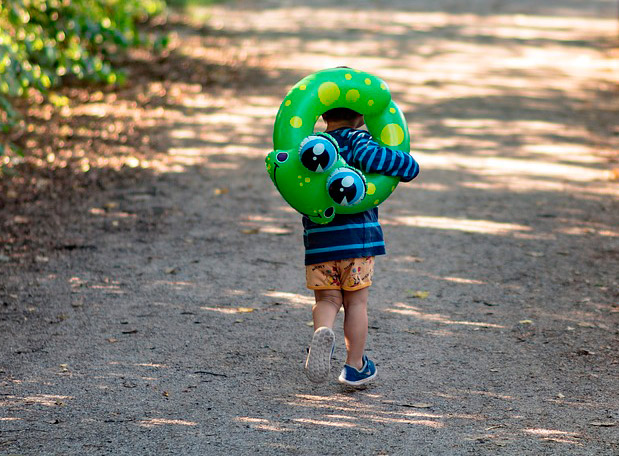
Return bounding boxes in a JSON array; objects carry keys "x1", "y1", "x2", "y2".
[{"x1": 304, "y1": 106, "x2": 419, "y2": 385}]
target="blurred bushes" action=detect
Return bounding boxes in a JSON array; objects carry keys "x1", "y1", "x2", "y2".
[{"x1": 0, "y1": 0, "x2": 167, "y2": 161}]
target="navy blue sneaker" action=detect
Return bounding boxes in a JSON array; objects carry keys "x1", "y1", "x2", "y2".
[
  {"x1": 304, "y1": 327, "x2": 335, "y2": 383},
  {"x1": 338, "y1": 354, "x2": 377, "y2": 386}
]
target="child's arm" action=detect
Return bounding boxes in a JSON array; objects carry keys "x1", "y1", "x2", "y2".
[{"x1": 348, "y1": 130, "x2": 419, "y2": 182}]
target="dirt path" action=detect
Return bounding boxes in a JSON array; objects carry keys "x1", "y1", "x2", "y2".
[{"x1": 1, "y1": 0, "x2": 618, "y2": 454}]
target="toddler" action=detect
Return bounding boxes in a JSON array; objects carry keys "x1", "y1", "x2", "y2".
[{"x1": 304, "y1": 106, "x2": 419, "y2": 385}]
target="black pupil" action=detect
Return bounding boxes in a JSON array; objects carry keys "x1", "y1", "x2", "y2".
[
  {"x1": 301, "y1": 143, "x2": 331, "y2": 172},
  {"x1": 329, "y1": 177, "x2": 357, "y2": 204},
  {"x1": 276, "y1": 152, "x2": 288, "y2": 162}
]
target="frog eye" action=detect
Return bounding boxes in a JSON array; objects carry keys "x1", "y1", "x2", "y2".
[
  {"x1": 327, "y1": 168, "x2": 366, "y2": 206},
  {"x1": 299, "y1": 135, "x2": 338, "y2": 173}
]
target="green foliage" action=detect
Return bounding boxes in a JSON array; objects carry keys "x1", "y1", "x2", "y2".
[
  {"x1": 166, "y1": 0, "x2": 223, "y2": 7},
  {"x1": 0, "y1": 94, "x2": 21, "y2": 174},
  {"x1": 0, "y1": 0, "x2": 166, "y2": 138}
]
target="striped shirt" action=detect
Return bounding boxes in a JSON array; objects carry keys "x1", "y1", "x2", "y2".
[
  {"x1": 335, "y1": 127, "x2": 419, "y2": 182},
  {"x1": 303, "y1": 127, "x2": 419, "y2": 265}
]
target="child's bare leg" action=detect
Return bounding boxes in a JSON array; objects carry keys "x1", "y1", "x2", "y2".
[
  {"x1": 312, "y1": 289, "x2": 343, "y2": 329},
  {"x1": 342, "y1": 287, "x2": 369, "y2": 370}
]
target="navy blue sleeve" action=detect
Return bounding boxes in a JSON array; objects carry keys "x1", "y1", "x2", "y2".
[{"x1": 348, "y1": 130, "x2": 419, "y2": 182}]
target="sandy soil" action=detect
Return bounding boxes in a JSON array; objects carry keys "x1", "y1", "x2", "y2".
[{"x1": 1, "y1": 0, "x2": 618, "y2": 454}]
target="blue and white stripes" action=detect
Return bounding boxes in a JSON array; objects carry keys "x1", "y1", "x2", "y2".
[
  {"x1": 341, "y1": 128, "x2": 419, "y2": 182},
  {"x1": 302, "y1": 127, "x2": 419, "y2": 265},
  {"x1": 303, "y1": 210, "x2": 386, "y2": 265},
  {"x1": 304, "y1": 222, "x2": 381, "y2": 234}
]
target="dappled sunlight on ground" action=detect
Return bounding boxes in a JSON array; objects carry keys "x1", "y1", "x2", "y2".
[
  {"x1": 2, "y1": 0, "x2": 615, "y2": 211},
  {"x1": 383, "y1": 215, "x2": 531, "y2": 236},
  {"x1": 436, "y1": 388, "x2": 515, "y2": 401},
  {"x1": 240, "y1": 214, "x2": 295, "y2": 234},
  {"x1": 441, "y1": 276, "x2": 486, "y2": 285},
  {"x1": 1, "y1": 1, "x2": 617, "y2": 454},
  {"x1": 283, "y1": 392, "x2": 448, "y2": 430},
  {"x1": 124, "y1": 3, "x2": 618, "y2": 217},
  {"x1": 263, "y1": 290, "x2": 315, "y2": 307},
  {"x1": 138, "y1": 418, "x2": 198, "y2": 427},
  {"x1": 200, "y1": 305, "x2": 256, "y2": 314},
  {"x1": 524, "y1": 427, "x2": 583, "y2": 445},
  {"x1": 235, "y1": 416, "x2": 294, "y2": 432},
  {"x1": 229, "y1": 387, "x2": 597, "y2": 447},
  {"x1": 1, "y1": 394, "x2": 73, "y2": 407},
  {"x1": 386, "y1": 302, "x2": 505, "y2": 328},
  {"x1": 256, "y1": 389, "x2": 603, "y2": 449},
  {"x1": 417, "y1": 151, "x2": 611, "y2": 182},
  {"x1": 14, "y1": 0, "x2": 614, "y2": 185}
]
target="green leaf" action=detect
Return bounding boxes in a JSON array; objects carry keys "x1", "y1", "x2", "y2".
[{"x1": 0, "y1": 0, "x2": 166, "y2": 136}]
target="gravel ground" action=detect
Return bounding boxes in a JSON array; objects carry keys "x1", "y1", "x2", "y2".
[{"x1": 1, "y1": 0, "x2": 618, "y2": 455}]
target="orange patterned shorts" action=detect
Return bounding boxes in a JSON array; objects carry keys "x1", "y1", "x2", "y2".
[{"x1": 306, "y1": 257, "x2": 375, "y2": 291}]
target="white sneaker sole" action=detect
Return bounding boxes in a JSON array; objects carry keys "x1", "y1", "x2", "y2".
[{"x1": 304, "y1": 327, "x2": 335, "y2": 383}]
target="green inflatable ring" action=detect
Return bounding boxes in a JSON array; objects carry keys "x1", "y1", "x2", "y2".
[{"x1": 265, "y1": 67, "x2": 410, "y2": 224}]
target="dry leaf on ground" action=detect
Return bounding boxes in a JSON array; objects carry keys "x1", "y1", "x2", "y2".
[
  {"x1": 236, "y1": 307, "x2": 255, "y2": 313},
  {"x1": 408, "y1": 290, "x2": 429, "y2": 299}
]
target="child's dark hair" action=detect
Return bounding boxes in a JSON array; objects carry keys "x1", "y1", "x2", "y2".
[{"x1": 322, "y1": 107, "x2": 362, "y2": 122}]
